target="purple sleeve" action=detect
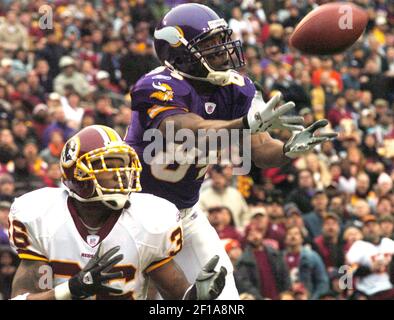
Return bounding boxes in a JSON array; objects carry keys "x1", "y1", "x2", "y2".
[
  {"x1": 232, "y1": 76, "x2": 256, "y2": 119},
  {"x1": 130, "y1": 75, "x2": 192, "y2": 129}
]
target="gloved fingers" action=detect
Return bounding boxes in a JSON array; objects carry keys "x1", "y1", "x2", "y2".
[
  {"x1": 305, "y1": 119, "x2": 329, "y2": 133},
  {"x1": 274, "y1": 101, "x2": 296, "y2": 117},
  {"x1": 203, "y1": 255, "x2": 220, "y2": 273}
]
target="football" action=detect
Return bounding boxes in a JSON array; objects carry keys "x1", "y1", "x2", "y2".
[{"x1": 289, "y1": 2, "x2": 368, "y2": 55}]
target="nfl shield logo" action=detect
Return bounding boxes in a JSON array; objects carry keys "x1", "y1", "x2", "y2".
[
  {"x1": 87, "y1": 235, "x2": 100, "y2": 247},
  {"x1": 205, "y1": 102, "x2": 216, "y2": 114}
]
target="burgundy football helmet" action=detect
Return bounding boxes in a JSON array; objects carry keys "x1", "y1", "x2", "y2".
[
  {"x1": 154, "y1": 3, "x2": 245, "y2": 86},
  {"x1": 60, "y1": 125, "x2": 142, "y2": 210}
]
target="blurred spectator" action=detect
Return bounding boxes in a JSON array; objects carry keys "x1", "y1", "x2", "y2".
[
  {"x1": 313, "y1": 213, "x2": 345, "y2": 272},
  {"x1": 207, "y1": 206, "x2": 243, "y2": 243},
  {"x1": 286, "y1": 169, "x2": 316, "y2": 214},
  {"x1": 199, "y1": 165, "x2": 249, "y2": 229},
  {"x1": 347, "y1": 215, "x2": 394, "y2": 299},
  {"x1": 222, "y1": 238, "x2": 243, "y2": 267},
  {"x1": 54, "y1": 56, "x2": 91, "y2": 97},
  {"x1": 0, "y1": 174, "x2": 15, "y2": 203},
  {"x1": 0, "y1": 10, "x2": 28, "y2": 51},
  {"x1": 303, "y1": 190, "x2": 330, "y2": 239},
  {"x1": 42, "y1": 106, "x2": 75, "y2": 147},
  {"x1": 39, "y1": 130, "x2": 64, "y2": 164},
  {"x1": 13, "y1": 154, "x2": 45, "y2": 197},
  {"x1": 284, "y1": 225, "x2": 329, "y2": 300},
  {"x1": 0, "y1": 201, "x2": 10, "y2": 246},
  {"x1": 0, "y1": 246, "x2": 18, "y2": 300},
  {"x1": 235, "y1": 222, "x2": 290, "y2": 300},
  {"x1": 379, "y1": 216, "x2": 394, "y2": 240}
]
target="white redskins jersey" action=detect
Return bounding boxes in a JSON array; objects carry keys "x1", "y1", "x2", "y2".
[
  {"x1": 9, "y1": 188, "x2": 183, "y2": 300},
  {"x1": 346, "y1": 238, "x2": 394, "y2": 295}
]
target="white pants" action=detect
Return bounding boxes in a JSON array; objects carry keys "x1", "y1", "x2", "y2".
[{"x1": 174, "y1": 204, "x2": 240, "y2": 300}]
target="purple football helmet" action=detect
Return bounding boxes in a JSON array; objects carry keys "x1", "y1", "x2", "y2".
[{"x1": 154, "y1": 3, "x2": 245, "y2": 84}]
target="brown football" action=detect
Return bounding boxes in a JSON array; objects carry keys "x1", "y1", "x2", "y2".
[{"x1": 289, "y1": 2, "x2": 368, "y2": 55}]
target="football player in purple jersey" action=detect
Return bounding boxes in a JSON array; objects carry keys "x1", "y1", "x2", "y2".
[{"x1": 125, "y1": 3, "x2": 337, "y2": 299}]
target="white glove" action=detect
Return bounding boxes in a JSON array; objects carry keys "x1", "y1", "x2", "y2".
[
  {"x1": 243, "y1": 90, "x2": 304, "y2": 133},
  {"x1": 284, "y1": 119, "x2": 338, "y2": 159}
]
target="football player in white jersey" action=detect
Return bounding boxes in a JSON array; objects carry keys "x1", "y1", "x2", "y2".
[{"x1": 9, "y1": 125, "x2": 226, "y2": 300}]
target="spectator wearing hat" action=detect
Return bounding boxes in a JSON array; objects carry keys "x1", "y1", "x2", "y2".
[
  {"x1": 264, "y1": 192, "x2": 287, "y2": 250},
  {"x1": 235, "y1": 221, "x2": 290, "y2": 300},
  {"x1": 0, "y1": 174, "x2": 15, "y2": 203},
  {"x1": 376, "y1": 173, "x2": 393, "y2": 198},
  {"x1": 245, "y1": 207, "x2": 280, "y2": 250},
  {"x1": 343, "y1": 59, "x2": 362, "y2": 90},
  {"x1": 207, "y1": 206, "x2": 243, "y2": 244},
  {"x1": 199, "y1": 165, "x2": 249, "y2": 229},
  {"x1": 313, "y1": 213, "x2": 345, "y2": 272},
  {"x1": 94, "y1": 70, "x2": 124, "y2": 108},
  {"x1": 284, "y1": 225, "x2": 329, "y2": 300},
  {"x1": 286, "y1": 169, "x2": 316, "y2": 214},
  {"x1": 0, "y1": 201, "x2": 11, "y2": 246},
  {"x1": 303, "y1": 190, "x2": 330, "y2": 239},
  {"x1": 284, "y1": 202, "x2": 313, "y2": 246},
  {"x1": 347, "y1": 215, "x2": 394, "y2": 299},
  {"x1": 54, "y1": 56, "x2": 91, "y2": 97},
  {"x1": 31, "y1": 103, "x2": 50, "y2": 146}
]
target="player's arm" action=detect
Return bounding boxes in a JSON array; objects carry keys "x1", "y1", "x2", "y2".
[
  {"x1": 250, "y1": 132, "x2": 289, "y2": 168},
  {"x1": 158, "y1": 91, "x2": 301, "y2": 135},
  {"x1": 11, "y1": 244, "x2": 124, "y2": 300},
  {"x1": 11, "y1": 259, "x2": 56, "y2": 300},
  {"x1": 251, "y1": 119, "x2": 338, "y2": 168},
  {"x1": 148, "y1": 255, "x2": 227, "y2": 300},
  {"x1": 159, "y1": 112, "x2": 243, "y2": 134}
]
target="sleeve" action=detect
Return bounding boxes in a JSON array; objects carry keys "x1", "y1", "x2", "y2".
[
  {"x1": 8, "y1": 200, "x2": 49, "y2": 262},
  {"x1": 231, "y1": 76, "x2": 256, "y2": 119},
  {"x1": 310, "y1": 251, "x2": 330, "y2": 300},
  {"x1": 130, "y1": 76, "x2": 192, "y2": 129},
  {"x1": 346, "y1": 241, "x2": 364, "y2": 266},
  {"x1": 138, "y1": 208, "x2": 184, "y2": 274}
]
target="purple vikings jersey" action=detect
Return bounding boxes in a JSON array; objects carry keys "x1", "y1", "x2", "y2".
[{"x1": 125, "y1": 67, "x2": 255, "y2": 209}]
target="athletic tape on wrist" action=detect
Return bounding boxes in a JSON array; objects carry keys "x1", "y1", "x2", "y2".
[{"x1": 54, "y1": 281, "x2": 72, "y2": 300}]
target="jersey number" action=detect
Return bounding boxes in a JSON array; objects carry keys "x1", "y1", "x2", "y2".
[
  {"x1": 151, "y1": 151, "x2": 208, "y2": 183},
  {"x1": 50, "y1": 261, "x2": 137, "y2": 300},
  {"x1": 10, "y1": 220, "x2": 31, "y2": 250}
]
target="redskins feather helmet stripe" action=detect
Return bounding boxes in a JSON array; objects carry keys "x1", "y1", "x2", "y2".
[{"x1": 60, "y1": 125, "x2": 142, "y2": 210}]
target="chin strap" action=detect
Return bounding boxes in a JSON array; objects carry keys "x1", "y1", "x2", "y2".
[
  {"x1": 65, "y1": 188, "x2": 130, "y2": 211},
  {"x1": 164, "y1": 61, "x2": 245, "y2": 87}
]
